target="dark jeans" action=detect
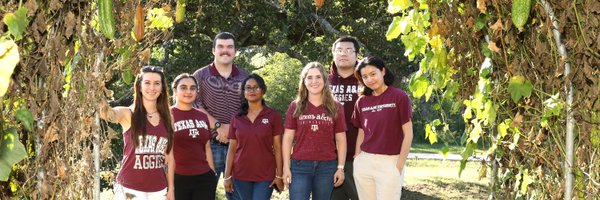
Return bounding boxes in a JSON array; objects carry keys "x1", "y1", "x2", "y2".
[
  {"x1": 331, "y1": 161, "x2": 359, "y2": 200},
  {"x1": 289, "y1": 159, "x2": 337, "y2": 200},
  {"x1": 211, "y1": 141, "x2": 239, "y2": 200},
  {"x1": 232, "y1": 179, "x2": 273, "y2": 200},
  {"x1": 174, "y1": 171, "x2": 217, "y2": 200}
]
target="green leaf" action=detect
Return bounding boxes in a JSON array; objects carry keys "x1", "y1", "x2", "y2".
[
  {"x1": 509, "y1": 130, "x2": 520, "y2": 150},
  {"x1": 0, "y1": 40, "x2": 20, "y2": 97},
  {"x1": 386, "y1": 17, "x2": 402, "y2": 41},
  {"x1": 463, "y1": 100, "x2": 473, "y2": 121},
  {"x1": 441, "y1": 145, "x2": 449, "y2": 158},
  {"x1": 474, "y1": 13, "x2": 487, "y2": 31},
  {"x1": 542, "y1": 93, "x2": 563, "y2": 117},
  {"x1": 409, "y1": 75, "x2": 429, "y2": 98},
  {"x1": 469, "y1": 119, "x2": 482, "y2": 143},
  {"x1": 387, "y1": 0, "x2": 413, "y2": 14},
  {"x1": 459, "y1": 142, "x2": 476, "y2": 177},
  {"x1": 498, "y1": 121, "x2": 510, "y2": 139},
  {"x1": 0, "y1": 128, "x2": 28, "y2": 181},
  {"x1": 3, "y1": 7, "x2": 29, "y2": 41},
  {"x1": 425, "y1": 123, "x2": 438, "y2": 144},
  {"x1": 424, "y1": 85, "x2": 435, "y2": 101},
  {"x1": 482, "y1": 101, "x2": 497, "y2": 126},
  {"x1": 520, "y1": 169, "x2": 534, "y2": 194},
  {"x1": 507, "y1": 76, "x2": 533, "y2": 103},
  {"x1": 481, "y1": 42, "x2": 492, "y2": 58},
  {"x1": 148, "y1": 8, "x2": 174, "y2": 30},
  {"x1": 123, "y1": 67, "x2": 134, "y2": 85},
  {"x1": 15, "y1": 108, "x2": 33, "y2": 132}
]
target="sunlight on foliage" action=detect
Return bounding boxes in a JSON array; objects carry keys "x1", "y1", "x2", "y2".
[
  {"x1": 0, "y1": 128, "x2": 27, "y2": 181},
  {"x1": 0, "y1": 40, "x2": 19, "y2": 97},
  {"x1": 148, "y1": 8, "x2": 174, "y2": 30}
]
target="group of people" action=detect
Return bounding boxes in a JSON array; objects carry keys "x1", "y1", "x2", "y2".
[{"x1": 99, "y1": 32, "x2": 413, "y2": 200}]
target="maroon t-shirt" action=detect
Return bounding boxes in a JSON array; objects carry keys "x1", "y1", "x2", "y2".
[
  {"x1": 118, "y1": 119, "x2": 169, "y2": 192},
  {"x1": 171, "y1": 107, "x2": 212, "y2": 175},
  {"x1": 284, "y1": 101, "x2": 347, "y2": 161},
  {"x1": 228, "y1": 106, "x2": 283, "y2": 181},
  {"x1": 352, "y1": 87, "x2": 413, "y2": 155},
  {"x1": 329, "y1": 63, "x2": 360, "y2": 161}
]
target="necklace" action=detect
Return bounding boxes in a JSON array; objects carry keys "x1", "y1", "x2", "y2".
[{"x1": 147, "y1": 111, "x2": 158, "y2": 118}]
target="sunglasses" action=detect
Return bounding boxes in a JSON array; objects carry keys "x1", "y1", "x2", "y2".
[{"x1": 141, "y1": 66, "x2": 164, "y2": 73}]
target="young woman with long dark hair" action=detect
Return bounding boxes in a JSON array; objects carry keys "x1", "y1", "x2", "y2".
[
  {"x1": 170, "y1": 73, "x2": 217, "y2": 199},
  {"x1": 352, "y1": 56, "x2": 413, "y2": 199},
  {"x1": 223, "y1": 74, "x2": 284, "y2": 199},
  {"x1": 100, "y1": 66, "x2": 175, "y2": 200}
]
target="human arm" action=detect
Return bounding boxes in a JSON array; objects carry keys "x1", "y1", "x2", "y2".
[
  {"x1": 333, "y1": 132, "x2": 347, "y2": 187},
  {"x1": 354, "y1": 128, "x2": 364, "y2": 158},
  {"x1": 98, "y1": 100, "x2": 131, "y2": 127},
  {"x1": 270, "y1": 135, "x2": 284, "y2": 192},
  {"x1": 396, "y1": 120, "x2": 413, "y2": 172},
  {"x1": 206, "y1": 141, "x2": 215, "y2": 172},
  {"x1": 281, "y1": 129, "x2": 295, "y2": 190},
  {"x1": 223, "y1": 139, "x2": 237, "y2": 193},
  {"x1": 165, "y1": 149, "x2": 175, "y2": 200}
]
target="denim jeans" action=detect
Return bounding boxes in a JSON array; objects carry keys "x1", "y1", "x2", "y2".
[
  {"x1": 232, "y1": 179, "x2": 273, "y2": 200},
  {"x1": 289, "y1": 159, "x2": 337, "y2": 200},
  {"x1": 211, "y1": 141, "x2": 239, "y2": 200}
]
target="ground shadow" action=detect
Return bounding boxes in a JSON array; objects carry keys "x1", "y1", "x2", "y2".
[{"x1": 401, "y1": 188, "x2": 443, "y2": 200}]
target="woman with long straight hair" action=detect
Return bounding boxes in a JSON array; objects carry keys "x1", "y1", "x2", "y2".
[
  {"x1": 281, "y1": 62, "x2": 347, "y2": 200},
  {"x1": 99, "y1": 66, "x2": 175, "y2": 200},
  {"x1": 352, "y1": 56, "x2": 413, "y2": 199},
  {"x1": 223, "y1": 74, "x2": 284, "y2": 199},
  {"x1": 170, "y1": 73, "x2": 217, "y2": 199}
]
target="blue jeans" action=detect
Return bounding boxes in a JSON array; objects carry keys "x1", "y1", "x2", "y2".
[
  {"x1": 232, "y1": 179, "x2": 273, "y2": 200},
  {"x1": 289, "y1": 159, "x2": 337, "y2": 200},
  {"x1": 211, "y1": 141, "x2": 239, "y2": 200}
]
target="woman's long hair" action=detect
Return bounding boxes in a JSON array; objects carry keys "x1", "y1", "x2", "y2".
[
  {"x1": 131, "y1": 66, "x2": 174, "y2": 154},
  {"x1": 293, "y1": 62, "x2": 338, "y2": 119},
  {"x1": 354, "y1": 56, "x2": 396, "y2": 96},
  {"x1": 237, "y1": 74, "x2": 267, "y2": 117}
]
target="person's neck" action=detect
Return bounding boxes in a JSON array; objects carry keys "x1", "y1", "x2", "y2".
[
  {"x1": 337, "y1": 66, "x2": 355, "y2": 78},
  {"x1": 248, "y1": 101, "x2": 263, "y2": 113},
  {"x1": 373, "y1": 85, "x2": 389, "y2": 96},
  {"x1": 174, "y1": 102, "x2": 193, "y2": 111},
  {"x1": 143, "y1": 100, "x2": 158, "y2": 113},
  {"x1": 308, "y1": 94, "x2": 323, "y2": 106},
  {"x1": 214, "y1": 62, "x2": 233, "y2": 78}
]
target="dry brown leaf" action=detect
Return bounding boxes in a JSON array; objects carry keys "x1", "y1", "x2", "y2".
[
  {"x1": 510, "y1": 112, "x2": 523, "y2": 128},
  {"x1": 162, "y1": 4, "x2": 171, "y2": 12},
  {"x1": 138, "y1": 48, "x2": 151, "y2": 64},
  {"x1": 24, "y1": 0, "x2": 39, "y2": 16},
  {"x1": 488, "y1": 41, "x2": 501, "y2": 53},
  {"x1": 477, "y1": 0, "x2": 486, "y2": 13},
  {"x1": 64, "y1": 12, "x2": 76, "y2": 38},
  {"x1": 49, "y1": 0, "x2": 62, "y2": 11},
  {"x1": 45, "y1": 124, "x2": 59, "y2": 144},
  {"x1": 466, "y1": 17, "x2": 475, "y2": 28},
  {"x1": 490, "y1": 19, "x2": 503, "y2": 31}
]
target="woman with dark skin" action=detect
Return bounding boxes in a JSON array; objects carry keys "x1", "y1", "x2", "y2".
[{"x1": 223, "y1": 74, "x2": 284, "y2": 199}]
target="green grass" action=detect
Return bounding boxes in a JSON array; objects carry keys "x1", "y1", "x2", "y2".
[{"x1": 410, "y1": 142, "x2": 486, "y2": 156}]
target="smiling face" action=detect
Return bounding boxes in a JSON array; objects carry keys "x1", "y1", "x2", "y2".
[
  {"x1": 140, "y1": 72, "x2": 163, "y2": 101},
  {"x1": 360, "y1": 65, "x2": 386, "y2": 92},
  {"x1": 212, "y1": 38, "x2": 236, "y2": 65},
  {"x1": 174, "y1": 77, "x2": 197, "y2": 105},
  {"x1": 243, "y1": 78, "x2": 264, "y2": 103},
  {"x1": 304, "y1": 68, "x2": 325, "y2": 96},
  {"x1": 333, "y1": 41, "x2": 358, "y2": 69}
]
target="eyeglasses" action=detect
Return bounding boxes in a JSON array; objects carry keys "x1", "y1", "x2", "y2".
[
  {"x1": 244, "y1": 86, "x2": 262, "y2": 92},
  {"x1": 334, "y1": 49, "x2": 356, "y2": 55},
  {"x1": 141, "y1": 66, "x2": 163, "y2": 73}
]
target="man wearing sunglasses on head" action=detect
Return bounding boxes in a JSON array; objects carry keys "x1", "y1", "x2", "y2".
[{"x1": 193, "y1": 32, "x2": 249, "y2": 200}]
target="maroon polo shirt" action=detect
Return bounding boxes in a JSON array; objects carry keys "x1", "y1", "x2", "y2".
[
  {"x1": 352, "y1": 87, "x2": 413, "y2": 155},
  {"x1": 192, "y1": 63, "x2": 249, "y2": 124},
  {"x1": 284, "y1": 101, "x2": 347, "y2": 161},
  {"x1": 228, "y1": 106, "x2": 283, "y2": 181},
  {"x1": 171, "y1": 107, "x2": 212, "y2": 175},
  {"x1": 329, "y1": 63, "x2": 360, "y2": 161}
]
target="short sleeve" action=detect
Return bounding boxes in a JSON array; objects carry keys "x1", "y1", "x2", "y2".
[
  {"x1": 397, "y1": 90, "x2": 413, "y2": 126},
  {"x1": 283, "y1": 101, "x2": 298, "y2": 130},
  {"x1": 271, "y1": 111, "x2": 284, "y2": 136},
  {"x1": 228, "y1": 116, "x2": 237, "y2": 139},
  {"x1": 334, "y1": 103, "x2": 347, "y2": 133},
  {"x1": 351, "y1": 97, "x2": 363, "y2": 129}
]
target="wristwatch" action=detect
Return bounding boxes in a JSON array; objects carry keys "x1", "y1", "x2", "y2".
[{"x1": 211, "y1": 121, "x2": 221, "y2": 132}]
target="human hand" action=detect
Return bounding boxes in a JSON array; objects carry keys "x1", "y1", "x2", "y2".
[
  {"x1": 270, "y1": 177, "x2": 284, "y2": 193},
  {"x1": 216, "y1": 124, "x2": 230, "y2": 143},
  {"x1": 282, "y1": 168, "x2": 292, "y2": 189},
  {"x1": 333, "y1": 169, "x2": 345, "y2": 187},
  {"x1": 166, "y1": 189, "x2": 175, "y2": 200},
  {"x1": 224, "y1": 179, "x2": 234, "y2": 193}
]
